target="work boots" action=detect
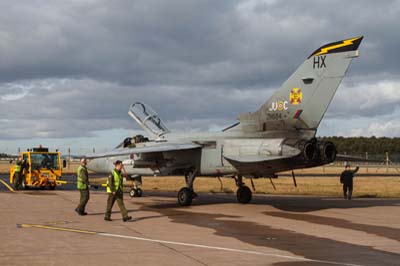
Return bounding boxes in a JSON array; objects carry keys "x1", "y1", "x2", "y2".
[
  {"x1": 123, "y1": 216, "x2": 132, "y2": 222},
  {"x1": 347, "y1": 192, "x2": 352, "y2": 200},
  {"x1": 75, "y1": 208, "x2": 86, "y2": 216}
]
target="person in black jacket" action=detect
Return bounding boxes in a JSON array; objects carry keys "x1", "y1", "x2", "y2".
[{"x1": 340, "y1": 164, "x2": 359, "y2": 200}]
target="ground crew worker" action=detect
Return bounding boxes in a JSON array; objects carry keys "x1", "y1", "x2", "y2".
[
  {"x1": 104, "y1": 160, "x2": 132, "y2": 222},
  {"x1": 340, "y1": 164, "x2": 359, "y2": 200},
  {"x1": 13, "y1": 157, "x2": 23, "y2": 190},
  {"x1": 21, "y1": 158, "x2": 28, "y2": 183},
  {"x1": 75, "y1": 157, "x2": 90, "y2": 215}
]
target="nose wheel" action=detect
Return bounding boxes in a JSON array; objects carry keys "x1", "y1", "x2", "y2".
[
  {"x1": 129, "y1": 188, "x2": 143, "y2": 197},
  {"x1": 128, "y1": 175, "x2": 143, "y2": 197}
]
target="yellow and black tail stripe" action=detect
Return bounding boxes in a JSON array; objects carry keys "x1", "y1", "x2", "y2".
[{"x1": 308, "y1": 36, "x2": 363, "y2": 58}]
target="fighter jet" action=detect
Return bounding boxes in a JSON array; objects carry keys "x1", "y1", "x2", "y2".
[{"x1": 87, "y1": 36, "x2": 364, "y2": 206}]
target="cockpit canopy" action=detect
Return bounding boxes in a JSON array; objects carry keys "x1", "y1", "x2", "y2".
[{"x1": 128, "y1": 102, "x2": 170, "y2": 138}]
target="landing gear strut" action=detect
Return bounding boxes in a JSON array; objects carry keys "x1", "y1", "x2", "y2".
[
  {"x1": 128, "y1": 175, "x2": 143, "y2": 198},
  {"x1": 235, "y1": 175, "x2": 252, "y2": 204},
  {"x1": 178, "y1": 170, "x2": 197, "y2": 206}
]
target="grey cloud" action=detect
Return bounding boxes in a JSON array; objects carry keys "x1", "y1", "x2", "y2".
[
  {"x1": 0, "y1": 78, "x2": 273, "y2": 138},
  {"x1": 5, "y1": 0, "x2": 396, "y2": 87},
  {"x1": 325, "y1": 78, "x2": 400, "y2": 119},
  {"x1": 0, "y1": 0, "x2": 399, "y2": 142}
]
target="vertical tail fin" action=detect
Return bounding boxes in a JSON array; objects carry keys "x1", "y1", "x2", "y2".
[{"x1": 238, "y1": 36, "x2": 363, "y2": 133}]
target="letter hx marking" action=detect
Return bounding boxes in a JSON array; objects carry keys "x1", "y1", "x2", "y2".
[{"x1": 313, "y1": 55, "x2": 326, "y2": 69}]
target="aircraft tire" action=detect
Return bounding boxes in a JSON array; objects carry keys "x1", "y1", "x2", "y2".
[
  {"x1": 130, "y1": 188, "x2": 143, "y2": 197},
  {"x1": 129, "y1": 188, "x2": 136, "y2": 197},
  {"x1": 237, "y1": 186, "x2": 252, "y2": 204},
  {"x1": 178, "y1": 187, "x2": 193, "y2": 206}
]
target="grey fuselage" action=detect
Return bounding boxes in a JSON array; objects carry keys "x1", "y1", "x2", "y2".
[{"x1": 87, "y1": 127, "x2": 321, "y2": 178}]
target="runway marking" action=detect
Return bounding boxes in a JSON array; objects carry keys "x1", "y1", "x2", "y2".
[
  {"x1": 0, "y1": 180, "x2": 15, "y2": 192},
  {"x1": 18, "y1": 223, "x2": 364, "y2": 266},
  {"x1": 17, "y1": 223, "x2": 97, "y2": 235}
]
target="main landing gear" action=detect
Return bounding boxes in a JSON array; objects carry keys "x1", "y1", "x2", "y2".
[
  {"x1": 177, "y1": 170, "x2": 197, "y2": 206},
  {"x1": 235, "y1": 175, "x2": 252, "y2": 204}
]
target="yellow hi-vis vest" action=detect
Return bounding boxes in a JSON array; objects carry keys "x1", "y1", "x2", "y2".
[
  {"x1": 77, "y1": 165, "x2": 88, "y2": 190},
  {"x1": 15, "y1": 161, "x2": 22, "y2": 173},
  {"x1": 106, "y1": 170, "x2": 123, "y2": 193}
]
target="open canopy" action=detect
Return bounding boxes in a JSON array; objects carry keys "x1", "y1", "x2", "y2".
[{"x1": 128, "y1": 102, "x2": 170, "y2": 138}]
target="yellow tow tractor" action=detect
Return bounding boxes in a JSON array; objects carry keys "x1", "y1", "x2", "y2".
[{"x1": 10, "y1": 146, "x2": 67, "y2": 190}]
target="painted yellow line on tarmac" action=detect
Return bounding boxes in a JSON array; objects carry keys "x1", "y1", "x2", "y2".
[
  {"x1": 56, "y1": 180, "x2": 68, "y2": 184},
  {"x1": 0, "y1": 180, "x2": 15, "y2": 192},
  {"x1": 17, "y1": 223, "x2": 364, "y2": 266},
  {"x1": 18, "y1": 223, "x2": 97, "y2": 235}
]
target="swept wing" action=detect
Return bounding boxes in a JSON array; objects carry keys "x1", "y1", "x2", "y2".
[{"x1": 86, "y1": 142, "x2": 201, "y2": 159}]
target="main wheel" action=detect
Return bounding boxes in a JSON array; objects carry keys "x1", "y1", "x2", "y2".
[
  {"x1": 178, "y1": 187, "x2": 193, "y2": 206},
  {"x1": 237, "y1": 186, "x2": 252, "y2": 204},
  {"x1": 136, "y1": 188, "x2": 143, "y2": 197},
  {"x1": 129, "y1": 188, "x2": 136, "y2": 197}
]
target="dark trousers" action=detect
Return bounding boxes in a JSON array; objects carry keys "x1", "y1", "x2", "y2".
[
  {"x1": 105, "y1": 191, "x2": 129, "y2": 219},
  {"x1": 77, "y1": 189, "x2": 90, "y2": 213},
  {"x1": 13, "y1": 172, "x2": 22, "y2": 190},
  {"x1": 343, "y1": 183, "x2": 353, "y2": 200}
]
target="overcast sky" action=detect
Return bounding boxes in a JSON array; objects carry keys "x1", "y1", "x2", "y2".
[{"x1": 0, "y1": 0, "x2": 399, "y2": 154}]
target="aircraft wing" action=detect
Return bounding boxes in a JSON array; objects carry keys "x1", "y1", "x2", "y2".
[{"x1": 86, "y1": 142, "x2": 201, "y2": 159}]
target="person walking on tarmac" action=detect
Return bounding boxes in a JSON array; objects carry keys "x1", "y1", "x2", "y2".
[
  {"x1": 75, "y1": 157, "x2": 90, "y2": 215},
  {"x1": 104, "y1": 160, "x2": 132, "y2": 222},
  {"x1": 340, "y1": 164, "x2": 359, "y2": 200},
  {"x1": 13, "y1": 156, "x2": 23, "y2": 190}
]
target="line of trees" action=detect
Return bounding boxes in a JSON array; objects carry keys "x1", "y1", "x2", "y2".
[{"x1": 319, "y1": 136, "x2": 400, "y2": 163}]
